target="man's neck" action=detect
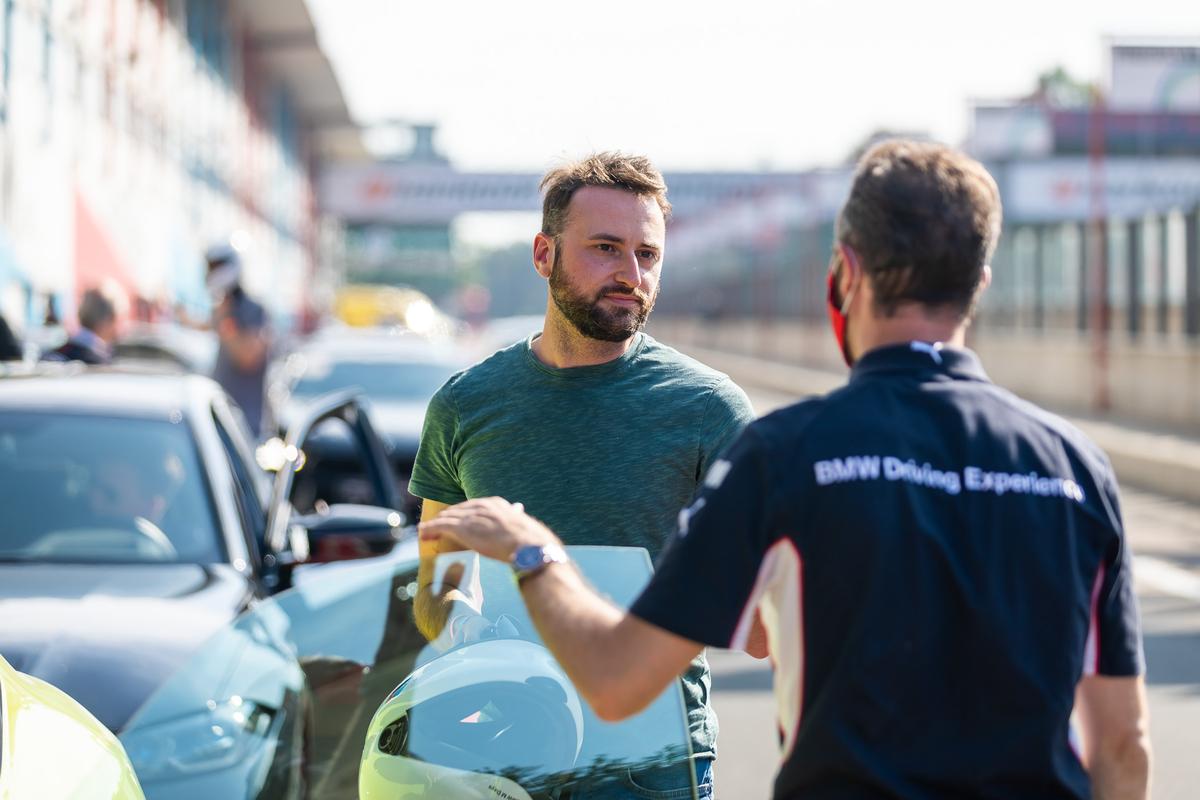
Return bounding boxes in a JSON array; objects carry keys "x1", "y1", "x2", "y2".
[
  {"x1": 854, "y1": 304, "x2": 969, "y2": 358},
  {"x1": 531, "y1": 307, "x2": 638, "y2": 369}
]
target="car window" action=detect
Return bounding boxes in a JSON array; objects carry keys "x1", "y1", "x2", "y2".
[
  {"x1": 111, "y1": 343, "x2": 189, "y2": 371},
  {"x1": 290, "y1": 415, "x2": 381, "y2": 513},
  {"x1": 120, "y1": 545, "x2": 695, "y2": 799},
  {"x1": 0, "y1": 411, "x2": 224, "y2": 564}
]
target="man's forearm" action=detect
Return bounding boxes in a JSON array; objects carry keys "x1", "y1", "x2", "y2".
[
  {"x1": 1088, "y1": 736, "x2": 1151, "y2": 800},
  {"x1": 229, "y1": 333, "x2": 268, "y2": 371},
  {"x1": 519, "y1": 563, "x2": 629, "y2": 712},
  {"x1": 413, "y1": 554, "x2": 479, "y2": 642},
  {"x1": 1076, "y1": 675, "x2": 1152, "y2": 800},
  {"x1": 520, "y1": 562, "x2": 702, "y2": 721},
  {"x1": 412, "y1": 583, "x2": 455, "y2": 641}
]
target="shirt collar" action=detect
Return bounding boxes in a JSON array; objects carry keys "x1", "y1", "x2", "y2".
[
  {"x1": 73, "y1": 326, "x2": 111, "y2": 357},
  {"x1": 849, "y1": 341, "x2": 990, "y2": 383},
  {"x1": 523, "y1": 331, "x2": 647, "y2": 380}
]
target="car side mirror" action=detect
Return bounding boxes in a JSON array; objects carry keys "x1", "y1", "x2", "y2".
[{"x1": 294, "y1": 504, "x2": 407, "y2": 563}]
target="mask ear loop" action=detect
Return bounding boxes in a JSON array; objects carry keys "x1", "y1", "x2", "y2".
[
  {"x1": 839, "y1": 281, "x2": 857, "y2": 316},
  {"x1": 837, "y1": 246, "x2": 860, "y2": 315}
]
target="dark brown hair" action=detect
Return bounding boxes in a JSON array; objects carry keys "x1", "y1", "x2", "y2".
[
  {"x1": 540, "y1": 152, "x2": 672, "y2": 239},
  {"x1": 78, "y1": 288, "x2": 117, "y2": 331},
  {"x1": 837, "y1": 140, "x2": 1002, "y2": 317}
]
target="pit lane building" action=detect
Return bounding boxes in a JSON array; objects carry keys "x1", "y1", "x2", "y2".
[{"x1": 0, "y1": 0, "x2": 363, "y2": 333}]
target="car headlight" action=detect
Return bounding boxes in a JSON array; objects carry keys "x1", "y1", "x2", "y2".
[{"x1": 121, "y1": 696, "x2": 275, "y2": 781}]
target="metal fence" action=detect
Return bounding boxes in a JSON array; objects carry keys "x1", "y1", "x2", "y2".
[{"x1": 657, "y1": 204, "x2": 1200, "y2": 346}]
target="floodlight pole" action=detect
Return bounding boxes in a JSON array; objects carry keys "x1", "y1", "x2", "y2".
[{"x1": 1087, "y1": 88, "x2": 1110, "y2": 413}]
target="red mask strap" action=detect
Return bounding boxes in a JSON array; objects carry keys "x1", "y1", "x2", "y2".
[{"x1": 826, "y1": 261, "x2": 857, "y2": 367}]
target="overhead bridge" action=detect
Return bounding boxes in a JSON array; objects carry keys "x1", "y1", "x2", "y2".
[{"x1": 318, "y1": 162, "x2": 824, "y2": 225}]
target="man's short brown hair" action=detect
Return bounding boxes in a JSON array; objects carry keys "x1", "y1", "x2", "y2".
[
  {"x1": 78, "y1": 287, "x2": 117, "y2": 332},
  {"x1": 837, "y1": 140, "x2": 1002, "y2": 317},
  {"x1": 540, "y1": 152, "x2": 672, "y2": 239}
]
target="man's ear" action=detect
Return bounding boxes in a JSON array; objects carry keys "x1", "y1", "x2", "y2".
[
  {"x1": 836, "y1": 242, "x2": 862, "y2": 305},
  {"x1": 968, "y1": 264, "x2": 992, "y2": 311},
  {"x1": 532, "y1": 233, "x2": 554, "y2": 280},
  {"x1": 962, "y1": 265, "x2": 992, "y2": 328}
]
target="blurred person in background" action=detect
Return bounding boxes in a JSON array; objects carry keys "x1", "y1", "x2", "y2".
[
  {"x1": 410, "y1": 152, "x2": 756, "y2": 799},
  {"x1": 0, "y1": 313, "x2": 20, "y2": 361},
  {"x1": 420, "y1": 141, "x2": 1150, "y2": 800},
  {"x1": 86, "y1": 452, "x2": 175, "y2": 534},
  {"x1": 43, "y1": 287, "x2": 118, "y2": 365},
  {"x1": 206, "y1": 241, "x2": 271, "y2": 437}
]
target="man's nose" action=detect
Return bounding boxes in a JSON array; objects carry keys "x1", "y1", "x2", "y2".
[{"x1": 613, "y1": 252, "x2": 644, "y2": 288}]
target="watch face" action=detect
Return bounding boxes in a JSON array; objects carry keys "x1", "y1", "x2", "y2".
[{"x1": 513, "y1": 545, "x2": 545, "y2": 571}]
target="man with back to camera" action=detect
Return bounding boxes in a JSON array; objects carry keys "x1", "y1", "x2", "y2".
[
  {"x1": 43, "y1": 287, "x2": 118, "y2": 365},
  {"x1": 408, "y1": 152, "x2": 757, "y2": 798},
  {"x1": 419, "y1": 141, "x2": 1151, "y2": 800},
  {"x1": 205, "y1": 241, "x2": 271, "y2": 437}
]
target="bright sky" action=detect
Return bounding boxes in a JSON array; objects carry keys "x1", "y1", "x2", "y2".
[{"x1": 307, "y1": 0, "x2": 1194, "y2": 173}]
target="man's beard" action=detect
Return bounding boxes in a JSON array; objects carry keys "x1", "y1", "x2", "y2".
[{"x1": 549, "y1": 249, "x2": 658, "y2": 343}]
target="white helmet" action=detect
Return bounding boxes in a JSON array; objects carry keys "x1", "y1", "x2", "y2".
[
  {"x1": 360, "y1": 638, "x2": 585, "y2": 799},
  {"x1": 204, "y1": 241, "x2": 243, "y2": 300}
]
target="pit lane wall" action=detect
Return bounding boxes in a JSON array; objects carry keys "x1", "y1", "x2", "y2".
[{"x1": 649, "y1": 317, "x2": 1200, "y2": 435}]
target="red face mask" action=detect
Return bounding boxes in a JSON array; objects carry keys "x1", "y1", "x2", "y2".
[{"x1": 826, "y1": 267, "x2": 856, "y2": 367}]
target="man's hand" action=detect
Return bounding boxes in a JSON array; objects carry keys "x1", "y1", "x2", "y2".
[{"x1": 418, "y1": 497, "x2": 559, "y2": 563}]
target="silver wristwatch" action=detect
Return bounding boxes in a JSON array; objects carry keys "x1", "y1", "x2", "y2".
[{"x1": 511, "y1": 543, "x2": 569, "y2": 585}]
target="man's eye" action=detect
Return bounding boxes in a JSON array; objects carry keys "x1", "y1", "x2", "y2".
[
  {"x1": 596, "y1": 243, "x2": 615, "y2": 253},
  {"x1": 638, "y1": 250, "x2": 658, "y2": 261}
]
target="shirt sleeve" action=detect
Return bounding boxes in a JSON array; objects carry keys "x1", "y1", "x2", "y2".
[
  {"x1": 408, "y1": 382, "x2": 468, "y2": 505},
  {"x1": 1090, "y1": 474, "x2": 1145, "y2": 677},
  {"x1": 630, "y1": 425, "x2": 777, "y2": 649},
  {"x1": 696, "y1": 377, "x2": 756, "y2": 479}
]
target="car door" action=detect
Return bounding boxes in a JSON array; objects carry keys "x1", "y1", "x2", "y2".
[{"x1": 263, "y1": 390, "x2": 403, "y2": 567}]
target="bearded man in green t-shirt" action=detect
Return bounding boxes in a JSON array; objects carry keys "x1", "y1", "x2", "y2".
[{"x1": 409, "y1": 151, "x2": 757, "y2": 799}]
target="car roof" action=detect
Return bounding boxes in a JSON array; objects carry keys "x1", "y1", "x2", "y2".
[
  {"x1": 295, "y1": 331, "x2": 470, "y2": 364},
  {"x1": 0, "y1": 366, "x2": 222, "y2": 419}
]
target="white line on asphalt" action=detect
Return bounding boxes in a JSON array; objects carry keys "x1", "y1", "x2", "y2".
[{"x1": 1135, "y1": 556, "x2": 1200, "y2": 603}]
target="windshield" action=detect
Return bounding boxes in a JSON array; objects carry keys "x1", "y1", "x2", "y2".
[
  {"x1": 120, "y1": 545, "x2": 695, "y2": 799},
  {"x1": 293, "y1": 360, "x2": 458, "y2": 402},
  {"x1": 0, "y1": 412, "x2": 223, "y2": 564}
]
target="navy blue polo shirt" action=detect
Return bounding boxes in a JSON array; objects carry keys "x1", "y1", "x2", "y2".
[{"x1": 631, "y1": 343, "x2": 1143, "y2": 800}]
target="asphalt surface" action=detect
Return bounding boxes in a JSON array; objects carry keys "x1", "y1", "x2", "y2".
[{"x1": 706, "y1": 383, "x2": 1200, "y2": 799}]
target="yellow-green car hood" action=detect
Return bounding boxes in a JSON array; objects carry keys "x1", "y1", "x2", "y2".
[{"x1": 0, "y1": 655, "x2": 144, "y2": 799}]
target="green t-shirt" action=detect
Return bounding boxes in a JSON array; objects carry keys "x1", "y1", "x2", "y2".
[{"x1": 409, "y1": 331, "x2": 754, "y2": 759}]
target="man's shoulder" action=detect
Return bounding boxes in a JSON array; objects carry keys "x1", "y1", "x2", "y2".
[
  {"x1": 434, "y1": 339, "x2": 528, "y2": 400},
  {"x1": 975, "y1": 382, "x2": 1115, "y2": 477},
  {"x1": 52, "y1": 339, "x2": 105, "y2": 365},
  {"x1": 749, "y1": 394, "x2": 835, "y2": 450},
  {"x1": 636, "y1": 334, "x2": 738, "y2": 389}
]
